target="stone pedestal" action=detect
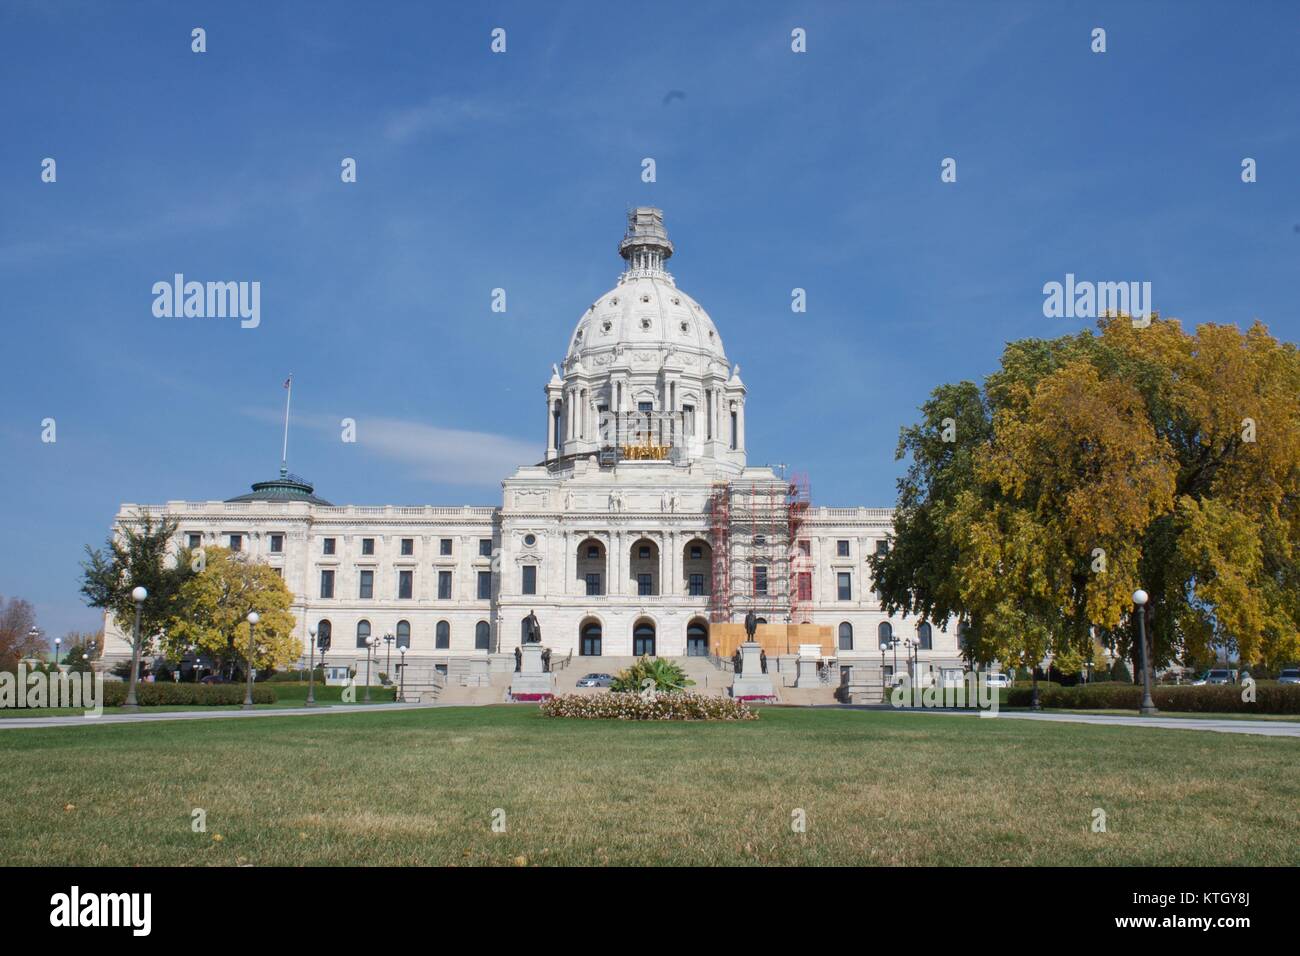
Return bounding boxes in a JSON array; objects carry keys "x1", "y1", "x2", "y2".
[
  {"x1": 794, "y1": 657, "x2": 821, "y2": 689},
  {"x1": 510, "y1": 643, "x2": 556, "y2": 698},
  {"x1": 731, "y1": 642, "x2": 774, "y2": 699}
]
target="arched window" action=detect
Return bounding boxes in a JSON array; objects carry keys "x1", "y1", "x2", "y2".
[
  {"x1": 838, "y1": 622, "x2": 854, "y2": 651},
  {"x1": 918, "y1": 621, "x2": 933, "y2": 650},
  {"x1": 878, "y1": 621, "x2": 893, "y2": 648},
  {"x1": 355, "y1": 619, "x2": 371, "y2": 648},
  {"x1": 581, "y1": 620, "x2": 602, "y2": 656},
  {"x1": 436, "y1": 621, "x2": 450, "y2": 649},
  {"x1": 316, "y1": 619, "x2": 332, "y2": 652},
  {"x1": 395, "y1": 620, "x2": 410, "y2": 649},
  {"x1": 475, "y1": 621, "x2": 491, "y2": 650}
]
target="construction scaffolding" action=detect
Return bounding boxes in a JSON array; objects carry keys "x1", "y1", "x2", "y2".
[{"x1": 708, "y1": 472, "x2": 812, "y2": 626}]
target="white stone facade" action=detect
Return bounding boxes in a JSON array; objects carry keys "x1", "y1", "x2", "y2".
[{"x1": 101, "y1": 209, "x2": 961, "y2": 683}]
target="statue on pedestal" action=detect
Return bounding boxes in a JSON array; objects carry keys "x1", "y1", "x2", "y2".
[
  {"x1": 524, "y1": 609, "x2": 542, "y2": 644},
  {"x1": 744, "y1": 609, "x2": 758, "y2": 642}
]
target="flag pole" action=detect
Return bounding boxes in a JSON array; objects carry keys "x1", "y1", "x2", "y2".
[{"x1": 281, "y1": 374, "x2": 293, "y2": 477}]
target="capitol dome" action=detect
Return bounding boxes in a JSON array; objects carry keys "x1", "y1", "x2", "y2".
[
  {"x1": 564, "y1": 208, "x2": 729, "y2": 371},
  {"x1": 545, "y1": 207, "x2": 747, "y2": 473}
]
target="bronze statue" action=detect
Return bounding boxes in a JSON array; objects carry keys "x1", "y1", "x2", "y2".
[
  {"x1": 744, "y1": 609, "x2": 757, "y2": 641},
  {"x1": 524, "y1": 609, "x2": 542, "y2": 644}
]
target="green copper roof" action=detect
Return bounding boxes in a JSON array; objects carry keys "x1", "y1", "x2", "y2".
[{"x1": 225, "y1": 470, "x2": 333, "y2": 506}]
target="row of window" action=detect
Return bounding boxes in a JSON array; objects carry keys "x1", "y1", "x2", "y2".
[
  {"x1": 837, "y1": 621, "x2": 933, "y2": 651},
  {"x1": 320, "y1": 569, "x2": 494, "y2": 601},
  {"x1": 186, "y1": 534, "x2": 497, "y2": 558},
  {"x1": 322, "y1": 618, "x2": 493, "y2": 651}
]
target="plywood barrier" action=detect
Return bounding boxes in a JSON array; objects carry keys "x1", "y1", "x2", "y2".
[{"x1": 710, "y1": 622, "x2": 835, "y2": 658}]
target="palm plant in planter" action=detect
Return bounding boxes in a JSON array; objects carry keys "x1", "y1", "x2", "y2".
[{"x1": 609, "y1": 656, "x2": 694, "y2": 694}]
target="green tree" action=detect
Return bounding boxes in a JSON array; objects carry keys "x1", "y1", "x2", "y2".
[
  {"x1": 163, "y1": 546, "x2": 299, "y2": 675},
  {"x1": 80, "y1": 513, "x2": 195, "y2": 658}
]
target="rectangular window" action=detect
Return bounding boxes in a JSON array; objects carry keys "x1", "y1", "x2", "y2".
[
  {"x1": 229, "y1": 534, "x2": 242, "y2": 552},
  {"x1": 837, "y1": 572, "x2": 852, "y2": 601},
  {"x1": 689, "y1": 545, "x2": 703, "y2": 560},
  {"x1": 798, "y1": 539, "x2": 811, "y2": 557},
  {"x1": 359, "y1": 570, "x2": 374, "y2": 599},
  {"x1": 269, "y1": 534, "x2": 284, "y2": 554},
  {"x1": 477, "y1": 571, "x2": 492, "y2": 600},
  {"x1": 439, "y1": 538, "x2": 452, "y2": 556},
  {"x1": 797, "y1": 571, "x2": 812, "y2": 601},
  {"x1": 401, "y1": 538, "x2": 414, "y2": 556},
  {"x1": 272, "y1": 567, "x2": 282, "y2": 578},
  {"x1": 398, "y1": 570, "x2": 413, "y2": 600},
  {"x1": 837, "y1": 539, "x2": 850, "y2": 557},
  {"x1": 875, "y1": 539, "x2": 889, "y2": 555},
  {"x1": 587, "y1": 545, "x2": 600, "y2": 560},
  {"x1": 689, "y1": 573, "x2": 706, "y2": 596},
  {"x1": 323, "y1": 537, "x2": 336, "y2": 555},
  {"x1": 755, "y1": 565, "x2": 768, "y2": 595},
  {"x1": 522, "y1": 565, "x2": 537, "y2": 595},
  {"x1": 479, "y1": 538, "x2": 493, "y2": 557},
  {"x1": 638, "y1": 546, "x2": 651, "y2": 560},
  {"x1": 187, "y1": 533, "x2": 202, "y2": 549},
  {"x1": 319, "y1": 569, "x2": 334, "y2": 598},
  {"x1": 730, "y1": 411, "x2": 738, "y2": 450},
  {"x1": 637, "y1": 573, "x2": 652, "y2": 596},
  {"x1": 438, "y1": 570, "x2": 452, "y2": 600},
  {"x1": 585, "y1": 573, "x2": 602, "y2": 596},
  {"x1": 361, "y1": 538, "x2": 375, "y2": 556}
]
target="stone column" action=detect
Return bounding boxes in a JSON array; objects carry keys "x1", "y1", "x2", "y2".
[{"x1": 546, "y1": 399, "x2": 556, "y2": 457}]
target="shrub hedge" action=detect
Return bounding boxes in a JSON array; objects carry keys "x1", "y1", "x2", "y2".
[
  {"x1": 1006, "y1": 683, "x2": 1300, "y2": 715},
  {"x1": 98, "y1": 683, "x2": 277, "y2": 707}
]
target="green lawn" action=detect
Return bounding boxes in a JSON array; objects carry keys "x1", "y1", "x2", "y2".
[{"x1": 1, "y1": 706, "x2": 1295, "y2": 866}]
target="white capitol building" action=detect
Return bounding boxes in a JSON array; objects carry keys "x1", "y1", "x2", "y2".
[{"x1": 103, "y1": 208, "x2": 962, "y2": 702}]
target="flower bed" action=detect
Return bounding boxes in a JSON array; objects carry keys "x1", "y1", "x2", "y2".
[
  {"x1": 511, "y1": 692, "x2": 554, "y2": 702},
  {"x1": 540, "y1": 691, "x2": 758, "y2": 721}
]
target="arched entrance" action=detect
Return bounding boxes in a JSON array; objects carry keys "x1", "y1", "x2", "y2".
[
  {"x1": 686, "y1": 618, "x2": 709, "y2": 657},
  {"x1": 580, "y1": 619, "x2": 602, "y2": 656},
  {"x1": 633, "y1": 619, "x2": 656, "y2": 657}
]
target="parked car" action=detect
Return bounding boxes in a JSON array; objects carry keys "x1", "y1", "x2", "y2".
[
  {"x1": 984, "y1": 672, "x2": 1012, "y2": 689},
  {"x1": 575, "y1": 673, "x2": 613, "y2": 688},
  {"x1": 1192, "y1": 669, "x2": 1237, "y2": 686},
  {"x1": 200, "y1": 675, "x2": 231, "y2": 685},
  {"x1": 1278, "y1": 668, "x2": 1300, "y2": 686}
]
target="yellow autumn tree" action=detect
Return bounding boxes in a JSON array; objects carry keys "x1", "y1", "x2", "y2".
[
  {"x1": 872, "y1": 315, "x2": 1300, "y2": 676},
  {"x1": 164, "y1": 547, "x2": 299, "y2": 675}
]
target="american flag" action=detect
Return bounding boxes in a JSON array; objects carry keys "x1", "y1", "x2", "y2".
[{"x1": 283, "y1": 374, "x2": 292, "y2": 389}]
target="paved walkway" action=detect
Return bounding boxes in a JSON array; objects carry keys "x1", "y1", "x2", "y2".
[
  {"x1": 0, "y1": 701, "x2": 445, "y2": 730},
  {"x1": 899, "y1": 707, "x2": 1300, "y2": 738}
]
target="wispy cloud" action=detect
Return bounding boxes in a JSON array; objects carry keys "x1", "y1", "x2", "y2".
[
  {"x1": 382, "y1": 94, "x2": 507, "y2": 144},
  {"x1": 243, "y1": 408, "x2": 538, "y2": 486}
]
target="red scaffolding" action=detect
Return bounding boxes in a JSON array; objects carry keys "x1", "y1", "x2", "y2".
[{"x1": 708, "y1": 471, "x2": 813, "y2": 626}]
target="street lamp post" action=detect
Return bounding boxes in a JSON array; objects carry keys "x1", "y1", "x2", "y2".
[
  {"x1": 364, "y1": 635, "x2": 376, "y2": 703},
  {"x1": 242, "y1": 611, "x2": 259, "y2": 710},
  {"x1": 384, "y1": 632, "x2": 394, "y2": 677},
  {"x1": 306, "y1": 626, "x2": 318, "y2": 707},
  {"x1": 1133, "y1": 589, "x2": 1158, "y2": 716},
  {"x1": 879, "y1": 641, "x2": 888, "y2": 696},
  {"x1": 54, "y1": 636, "x2": 62, "y2": 667},
  {"x1": 124, "y1": 586, "x2": 148, "y2": 710},
  {"x1": 398, "y1": 645, "x2": 407, "y2": 703}
]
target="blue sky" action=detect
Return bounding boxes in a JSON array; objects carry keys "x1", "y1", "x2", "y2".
[{"x1": 2, "y1": 0, "x2": 1298, "y2": 638}]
